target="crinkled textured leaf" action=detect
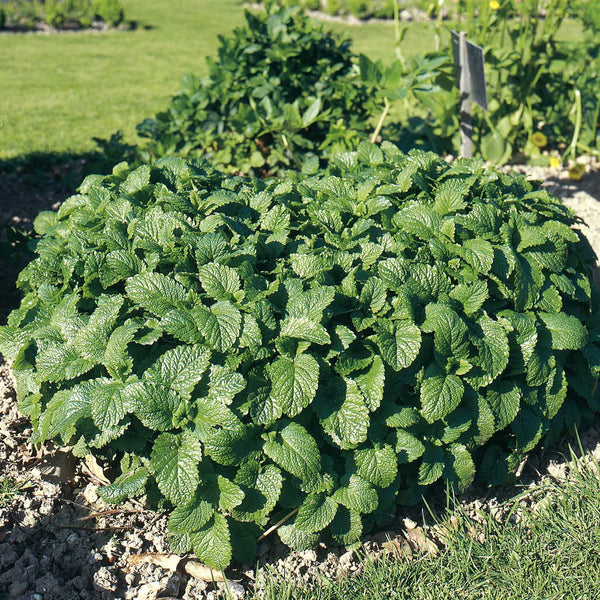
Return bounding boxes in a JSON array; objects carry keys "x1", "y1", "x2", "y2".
[
  {"x1": 263, "y1": 421, "x2": 321, "y2": 482},
  {"x1": 268, "y1": 354, "x2": 319, "y2": 418},
  {"x1": 190, "y1": 513, "x2": 231, "y2": 570},
  {"x1": 376, "y1": 320, "x2": 421, "y2": 372},
  {"x1": 420, "y1": 365, "x2": 464, "y2": 423},
  {"x1": 150, "y1": 431, "x2": 202, "y2": 505},
  {"x1": 295, "y1": 494, "x2": 338, "y2": 533}
]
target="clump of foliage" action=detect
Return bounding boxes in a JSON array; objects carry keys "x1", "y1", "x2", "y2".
[
  {"x1": 0, "y1": 0, "x2": 124, "y2": 30},
  {"x1": 255, "y1": 0, "x2": 400, "y2": 19},
  {"x1": 388, "y1": 0, "x2": 600, "y2": 164},
  {"x1": 135, "y1": 3, "x2": 371, "y2": 176},
  {"x1": 1, "y1": 143, "x2": 598, "y2": 569}
]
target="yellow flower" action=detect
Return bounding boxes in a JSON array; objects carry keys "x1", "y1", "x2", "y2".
[
  {"x1": 489, "y1": 0, "x2": 500, "y2": 9},
  {"x1": 549, "y1": 156, "x2": 561, "y2": 168}
]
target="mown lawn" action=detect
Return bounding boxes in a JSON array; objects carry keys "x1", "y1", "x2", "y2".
[
  {"x1": 0, "y1": 0, "x2": 435, "y2": 160},
  {"x1": 253, "y1": 447, "x2": 600, "y2": 600}
]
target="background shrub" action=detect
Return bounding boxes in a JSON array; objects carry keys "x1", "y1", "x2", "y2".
[
  {"x1": 1, "y1": 0, "x2": 124, "y2": 29},
  {"x1": 92, "y1": 0, "x2": 123, "y2": 26},
  {"x1": 2, "y1": 143, "x2": 598, "y2": 569},
  {"x1": 135, "y1": 4, "x2": 371, "y2": 176}
]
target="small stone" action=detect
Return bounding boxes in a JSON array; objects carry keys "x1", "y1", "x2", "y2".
[
  {"x1": 137, "y1": 582, "x2": 162, "y2": 600},
  {"x1": 217, "y1": 581, "x2": 245, "y2": 598},
  {"x1": 92, "y1": 567, "x2": 118, "y2": 593},
  {"x1": 29, "y1": 594, "x2": 43, "y2": 600},
  {"x1": 298, "y1": 549, "x2": 317, "y2": 563},
  {"x1": 339, "y1": 550, "x2": 355, "y2": 571},
  {"x1": 9, "y1": 580, "x2": 29, "y2": 596},
  {"x1": 161, "y1": 573, "x2": 181, "y2": 596},
  {"x1": 66, "y1": 532, "x2": 80, "y2": 544}
]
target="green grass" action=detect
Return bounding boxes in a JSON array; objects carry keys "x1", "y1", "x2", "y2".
[
  {"x1": 0, "y1": 0, "x2": 434, "y2": 160},
  {"x1": 251, "y1": 446, "x2": 600, "y2": 600}
]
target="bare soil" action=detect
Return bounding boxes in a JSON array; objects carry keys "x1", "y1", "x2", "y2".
[{"x1": 0, "y1": 160, "x2": 598, "y2": 600}]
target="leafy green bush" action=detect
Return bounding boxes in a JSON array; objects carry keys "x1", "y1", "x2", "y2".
[
  {"x1": 0, "y1": 7, "x2": 5, "y2": 28},
  {"x1": 135, "y1": 5, "x2": 370, "y2": 177},
  {"x1": 1, "y1": 0, "x2": 124, "y2": 29},
  {"x1": 92, "y1": 0, "x2": 123, "y2": 26},
  {"x1": 2, "y1": 144, "x2": 598, "y2": 569},
  {"x1": 389, "y1": 0, "x2": 600, "y2": 164}
]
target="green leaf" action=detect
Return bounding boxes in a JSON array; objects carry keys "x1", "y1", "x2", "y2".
[
  {"x1": 449, "y1": 280, "x2": 489, "y2": 314},
  {"x1": 169, "y1": 498, "x2": 214, "y2": 533},
  {"x1": 190, "y1": 513, "x2": 232, "y2": 570},
  {"x1": 146, "y1": 345, "x2": 211, "y2": 399},
  {"x1": 280, "y1": 317, "x2": 330, "y2": 345},
  {"x1": 511, "y1": 407, "x2": 544, "y2": 452},
  {"x1": 99, "y1": 457, "x2": 148, "y2": 503},
  {"x1": 268, "y1": 353, "x2": 319, "y2": 418},
  {"x1": 90, "y1": 381, "x2": 126, "y2": 429},
  {"x1": 394, "y1": 429, "x2": 426, "y2": 463},
  {"x1": 318, "y1": 378, "x2": 369, "y2": 450},
  {"x1": 376, "y1": 320, "x2": 422, "y2": 371},
  {"x1": 198, "y1": 262, "x2": 241, "y2": 300},
  {"x1": 329, "y1": 506, "x2": 362, "y2": 546},
  {"x1": 460, "y1": 238, "x2": 494, "y2": 274},
  {"x1": 420, "y1": 365, "x2": 464, "y2": 423},
  {"x1": 277, "y1": 519, "x2": 320, "y2": 550},
  {"x1": 486, "y1": 380, "x2": 521, "y2": 429},
  {"x1": 418, "y1": 445, "x2": 444, "y2": 485},
  {"x1": 354, "y1": 444, "x2": 397, "y2": 488},
  {"x1": 233, "y1": 461, "x2": 282, "y2": 523},
  {"x1": 125, "y1": 382, "x2": 182, "y2": 431},
  {"x1": 333, "y1": 474, "x2": 378, "y2": 514},
  {"x1": 126, "y1": 272, "x2": 188, "y2": 317},
  {"x1": 295, "y1": 494, "x2": 338, "y2": 533},
  {"x1": 263, "y1": 421, "x2": 321, "y2": 482},
  {"x1": 422, "y1": 303, "x2": 470, "y2": 364},
  {"x1": 193, "y1": 301, "x2": 242, "y2": 353},
  {"x1": 466, "y1": 315, "x2": 509, "y2": 387},
  {"x1": 539, "y1": 313, "x2": 588, "y2": 350},
  {"x1": 444, "y1": 444, "x2": 475, "y2": 492},
  {"x1": 150, "y1": 431, "x2": 202, "y2": 505},
  {"x1": 356, "y1": 355, "x2": 385, "y2": 411},
  {"x1": 302, "y1": 97, "x2": 322, "y2": 128}
]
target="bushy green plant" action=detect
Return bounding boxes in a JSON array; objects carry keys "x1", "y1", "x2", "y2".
[
  {"x1": 346, "y1": 0, "x2": 370, "y2": 19},
  {"x1": 392, "y1": 0, "x2": 600, "y2": 164},
  {"x1": 0, "y1": 7, "x2": 6, "y2": 28},
  {"x1": 2, "y1": 143, "x2": 598, "y2": 568},
  {"x1": 1, "y1": 0, "x2": 124, "y2": 29},
  {"x1": 92, "y1": 0, "x2": 123, "y2": 26},
  {"x1": 135, "y1": 4, "x2": 370, "y2": 177},
  {"x1": 303, "y1": 0, "x2": 321, "y2": 10}
]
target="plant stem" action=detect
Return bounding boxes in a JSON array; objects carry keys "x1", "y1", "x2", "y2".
[
  {"x1": 371, "y1": 97, "x2": 391, "y2": 144},
  {"x1": 393, "y1": 0, "x2": 405, "y2": 66},
  {"x1": 568, "y1": 89, "x2": 583, "y2": 163},
  {"x1": 257, "y1": 507, "x2": 299, "y2": 542}
]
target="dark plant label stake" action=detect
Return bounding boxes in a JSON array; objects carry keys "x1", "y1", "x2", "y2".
[{"x1": 451, "y1": 30, "x2": 488, "y2": 157}]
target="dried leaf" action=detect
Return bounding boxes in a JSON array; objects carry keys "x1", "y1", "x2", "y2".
[
  {"x1": 127, "y1": 553, "x2": 181, "y2": 572},
  {"x1": 404, "y1": 526, "x2": 438, "y2": 556},
  {"x1": 84, "y1": 454, "x2": 110, "y2": 485},
  {"x1": 184, "y1": 560, "x2": 227, "y2": 582}
]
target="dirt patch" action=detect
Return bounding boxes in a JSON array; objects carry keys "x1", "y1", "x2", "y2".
[{"x1": 0, "y1": 160, "x2": 599, "y2": 599}]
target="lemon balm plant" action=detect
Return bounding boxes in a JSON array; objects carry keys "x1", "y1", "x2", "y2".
[{"x1": 1, "y1": 143, "x2": 598, "y2": 568}]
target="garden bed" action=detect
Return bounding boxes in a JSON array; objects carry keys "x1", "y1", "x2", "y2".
[{"x1": 0, "y1": 160, "x2": 598, "y2": 600}]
